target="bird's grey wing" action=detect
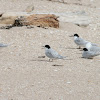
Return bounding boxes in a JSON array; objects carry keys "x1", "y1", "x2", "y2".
[
  {"x1": 87, "y1": 50, "x2": 100, "y2": 57},
  {"x1": 91, "y1": 43, "x2": 98, "y2": 46},
  {"x1": 75, "y1": 38, "x2": 88, "y2": 46},
  {"x1": 90, "y1": 46, "x2": 100, "y2": 52},
  {"x1": 79, "y1": 38, "x2": 88, "y2": 45},
  {"x1": 50, "y1": 49, "x2": 64, "y2": 59},
  {"x1": 90, "y1": 46, "x2": 100, "y2": 53},
  {"x1": 90, "y1": 51, "x2": 100, "y2": 57}
]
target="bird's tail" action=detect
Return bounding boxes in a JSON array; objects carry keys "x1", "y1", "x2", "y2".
[
  {"x1": 59, "y1": 56, "x2": 67, "y2": 59},
  {"x1": 63, "y1": 56, "x2": 67, "y2": 60}
]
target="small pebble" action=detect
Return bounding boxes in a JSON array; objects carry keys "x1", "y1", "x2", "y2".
[{"x1": 67, "y1": 82, "x2": 71, "y2": 84}]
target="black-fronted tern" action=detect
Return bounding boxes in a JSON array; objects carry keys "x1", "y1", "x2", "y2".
[
  {"x1": 71, "y1": 33, "x2": 97, "y2": 49},
  {"x1": 44, "y1": 45, "x2": 66, "y2": 61},
  {"x1": 82, "y1": 48, "x2": 100, "y2": 59},
  {"x1": 86, "y1": 42, "x2": 100, "y2": 52}
]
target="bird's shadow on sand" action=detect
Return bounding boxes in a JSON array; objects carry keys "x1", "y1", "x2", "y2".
[
  {"x1": 30, "y1": 55, "x2": 73, "y2": 63},
  {"x1": 65, "y1": 47, "x2": 83, "y2": 50},
  {"x1": 52, "y1": 64, "x2": 64, "y2": 66},
  {"x1": 65, "y1": 47, "x2": 83, "y2": 54},
  {"x1": 30, "y1": 58, "x2": 73, "y2": 62},
  {"x1": 30, "y1": 59, "x2": 67, "y2": 67},
  {"x1": 30, "y1": 59, "x2": 50, "y2": 62},
  {"x1": 65, "y1": 47, "x2": 76, "y2": 49},
  {"x1": 79, "y1": 57, "x2": 93, "y2": 59}
]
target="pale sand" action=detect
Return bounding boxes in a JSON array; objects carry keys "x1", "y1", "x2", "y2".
[{"x1": 0, "y1": 0, "x2": 100, "y2": 100}]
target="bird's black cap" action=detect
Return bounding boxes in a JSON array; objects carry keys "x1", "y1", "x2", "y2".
[
  {"x1": 83, "y1": 48, "x2": 88, "y2": 51},
  {"x1": 45, "y1": 45, "x2": 50, "y2": 49},
  {"x1": 74, "y1": 34, "x2": 79, "y2": 37}
]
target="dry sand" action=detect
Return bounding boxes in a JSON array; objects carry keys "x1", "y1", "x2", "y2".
[{"x1": 0, "y1": 0, "x2": 100, "y2": 100}]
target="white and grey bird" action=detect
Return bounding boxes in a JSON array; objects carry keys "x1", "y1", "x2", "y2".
[
  {"x1": 86, "y1": 42, "x2": 100, "y2": 53},
  {"x1": 82, "y1": 48, "x2": 100, "y2": 59},
  {"x1": 44, "y1": 45, "x2": 66, "y2": 61},
  {"x1": 73, "y1": 34, "x2": 97, "y2": 49}
]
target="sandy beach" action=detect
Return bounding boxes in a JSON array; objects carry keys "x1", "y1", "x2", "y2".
[{"x1": 0, "y1": 0, "x2": 100, "y2": 100}]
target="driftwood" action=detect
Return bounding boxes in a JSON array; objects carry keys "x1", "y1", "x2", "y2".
[
  {"x1": 0, "y1": 12, "x2": 59, "y2": 28},
  {"x1": 14, "y1": 14, "x2": 59, "y2": 28}
]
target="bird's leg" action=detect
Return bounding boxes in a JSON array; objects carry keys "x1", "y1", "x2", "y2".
[
  {"x1": 88, "y1": 57, "x2": 93, "y2": 59},
  {"x1": 78, "y1": 46, "x2": 81, "y2": 49},
  {"x1": 49, "y1": 59, "x2": 53, "y2": 62},
  {"x1": 49, "y1": 59, "x2": 51, "y2": 62}
]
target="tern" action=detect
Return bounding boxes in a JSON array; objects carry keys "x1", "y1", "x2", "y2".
[
  {"x1": 82, "y1": 48, "x2": 100, "y2": 59},
  {"x1": 70, "y1": 33, "x2": 97, "y2": 49},
  {"x1": 43, "y1": 45, "x2": 66, "y2": 61},
  {"x1": 85, "y1": 42, "x2": 100, "y2": 52}
]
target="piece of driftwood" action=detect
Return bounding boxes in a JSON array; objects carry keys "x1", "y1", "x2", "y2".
[
  {"x1": 16, "y1": 14, "x2": 59, "y2": 28},
  {"x1": 0, "y1": 12, "x2": 59, "y2": 28}
]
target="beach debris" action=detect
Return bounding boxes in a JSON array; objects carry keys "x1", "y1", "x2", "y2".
[{"x1": 0, "y1": 12, "x2": 59, "y2": 28}]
